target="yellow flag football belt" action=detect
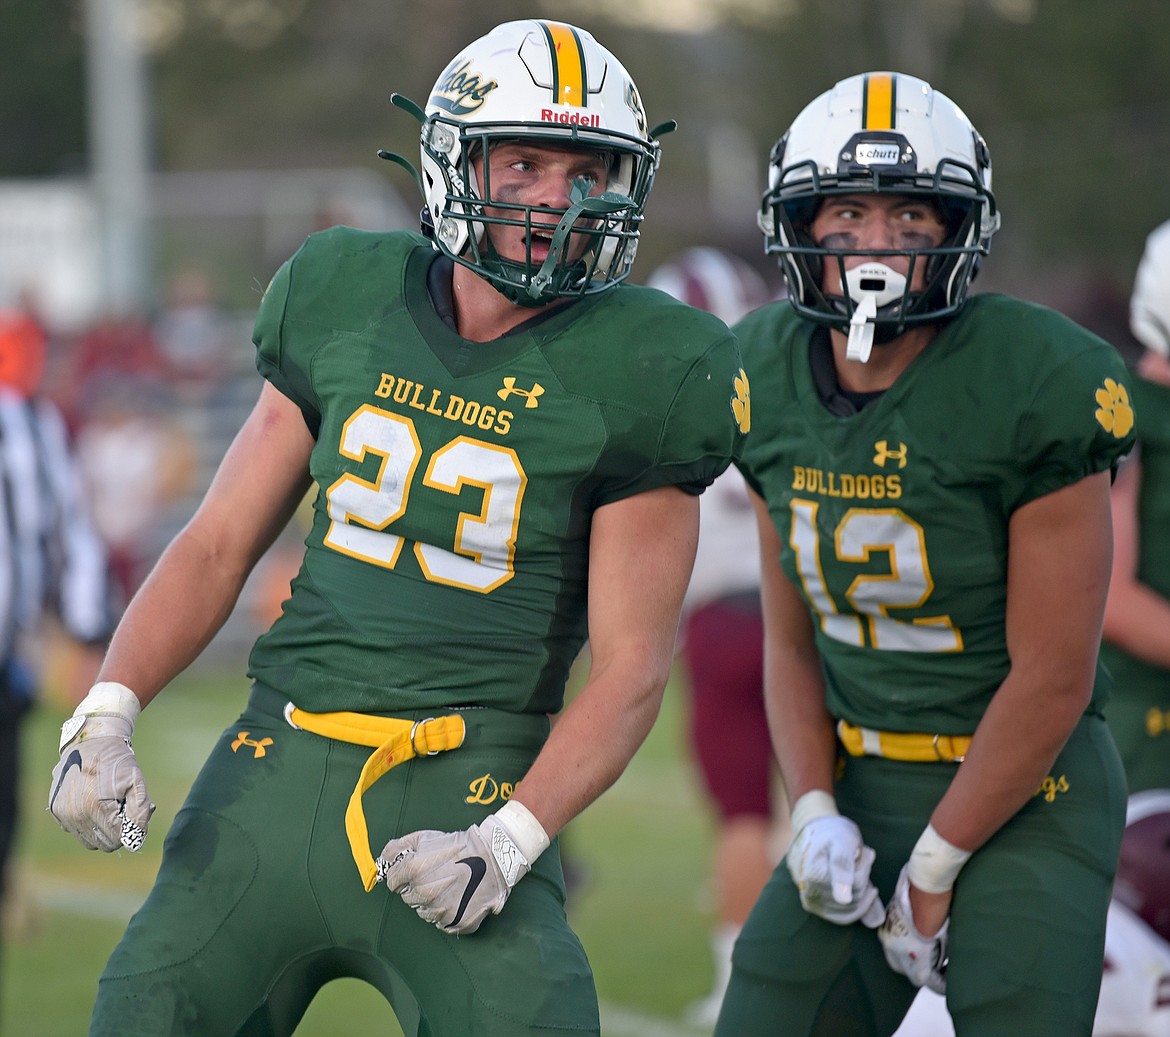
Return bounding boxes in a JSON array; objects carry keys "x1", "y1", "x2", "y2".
[
  {"x1": 284, "y1": 703, "x2": 466, "y2": 891},
  {"x1": 837, "y1": 719, "x2": 971, "y2": 763}
]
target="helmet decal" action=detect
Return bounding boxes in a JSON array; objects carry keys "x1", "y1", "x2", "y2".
[
  {"x1": 429, "y1": 60, "x2": 498, "y2": 118},
  {"x1": 537, "y1": 22, "x2": 588, "y2": 108},
  {"x1": 625, "y1": 81, "x2": 648, "y2": 136},
  {"x1": 862, "y1": 72, "x2": 896, "y2": 130}
]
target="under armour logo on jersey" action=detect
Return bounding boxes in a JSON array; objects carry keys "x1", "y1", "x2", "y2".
[
  {"x1": 873, "y1": 440, "x2": 908, "y2": 468},
  {"x1": 231, "y1": 732, "x2": 274, "y2": 758},
  {"x1": 1094, "y1": 377, "x2": 1135, "y2": 439},
  {"x1": 497, "y1": 377, "x2": 545, "y2": 409},
  {"x1": 732, "y1": 369, "x2": 751, "y2": 434}
]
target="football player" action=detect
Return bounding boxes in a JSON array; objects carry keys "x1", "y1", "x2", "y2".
[
  {"x1": 47, "y1": 20, "x2": 746, "y2": 1037},
  {"x1": 1101, "y1": 217, "x2": 1170, "y2": 794},
  {"x1": 719, "y1": 71, "x2": 1135, "y2": 1037}
]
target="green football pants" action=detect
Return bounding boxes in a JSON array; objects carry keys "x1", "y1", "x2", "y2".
[
  {"x1": 89, "y1": 682, "x2": 599, "y2": 1037},
  {"x1": 714, "y1": 713, "x2": 1126, "y2": 1037}
]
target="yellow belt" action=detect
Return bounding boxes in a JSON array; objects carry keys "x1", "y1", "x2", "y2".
[
  {"x1": 837, "y1": 719, "x2": 970, "y2": 763},
  {"x1": 284, "y1": 703, "x2": 466, "y2": 891}
]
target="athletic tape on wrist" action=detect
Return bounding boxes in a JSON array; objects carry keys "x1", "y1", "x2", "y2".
[
  {"x1": 790, "y1": 789, "x2": 839, "y2": 835},
  {"x1": 907, "y1": 824, "x2": 971, "y2": 894},
  {"x1": 75, "y1": 682, "x2": 142, "y2": 727},
  {"x1": 495, "y1": 800, "x2": 550, "y2": 865}
]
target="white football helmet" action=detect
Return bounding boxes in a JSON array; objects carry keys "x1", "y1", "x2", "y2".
[
  {"x1": 387, "y1": 20, "x2": 667, "y2": 306},
  {"x1": 759, "y1": 71, "x2": 1000, "y2": 341},
  {"x1": 1131, "y1": 219, "x2": 1170, "y2": 358}
]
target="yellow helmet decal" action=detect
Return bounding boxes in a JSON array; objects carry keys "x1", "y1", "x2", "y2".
[
  {"x1": 862, "y1": 73, "x2": 896, "y2": 130},
  {"x1": 540, "y1": 22, "x2": 588, "y2": 107}
]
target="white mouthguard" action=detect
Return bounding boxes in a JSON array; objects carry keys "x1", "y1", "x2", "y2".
[{"x1": 844, "y1": 263, "x2": 907, "y2": 364}]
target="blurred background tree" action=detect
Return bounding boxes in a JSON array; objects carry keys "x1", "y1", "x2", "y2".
[{"x1": 0, "y1": 0, "x2": 1166, "y2": 317}]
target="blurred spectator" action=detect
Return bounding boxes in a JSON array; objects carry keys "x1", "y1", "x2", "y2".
[
  {"x1": 646, "y1": 247, "x2": 789, "y2": 1028},
  {"x1": 153, "y1": 268, "x2": 239, "y2": 401},
  {"x1": 52, "y1": 311, "x2": 171, "y2": 434},
  {"x1": 0, "y1": 304, "x2": 116, "y2": 987},
  {"x1": 74, "y1": 375, "x2": 198, "y2": 605},
  {"x1": 0, "y1": 304, "x2": 46, "y2": 399}
]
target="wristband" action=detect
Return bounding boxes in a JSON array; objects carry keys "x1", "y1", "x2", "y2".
[
  {"x1": 75, "y1": 682, "x2": 142, "y2": 725},
  {"x1": 790, "y1": 789, "x2": 839, "y2": 836},
  {"x1": 60, "y1": 682, "x2": 142, "y2": 752},
  {"x1": 907, "y1": 823, "x2": 972, "y2": 894},
  {"x1": 495, "y1": 800, "x2": 550, "y2": 865}
]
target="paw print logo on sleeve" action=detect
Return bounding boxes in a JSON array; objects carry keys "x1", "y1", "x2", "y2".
[
  {"x1": 731, "y1": 369, "x2": 751, "y2": 434},
  {"x1": 1094, "y1": 377, "x2": 1134, "y2": 438}
]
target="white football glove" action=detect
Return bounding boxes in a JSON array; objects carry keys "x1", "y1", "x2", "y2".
[
  {"x1": 786, "y1": 790, "x2": 885, "y2": 927},
  {"x1": 48, "y1": 682, "x2": 155, "y2": 852},
  {"x1": 378, "y1": 800, "x2": 550, "y2": 935},
  {"x1": 879, "y1": 865, "x2": 949, "y2": 994}
]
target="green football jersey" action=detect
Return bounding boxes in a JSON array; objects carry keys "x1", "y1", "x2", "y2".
[
  {"x1": 246, "y1": 227, "x2": 747, "y2": 715},
  {"x1": 737, "y1": 294, "x2": 1136, "y2": 734}
]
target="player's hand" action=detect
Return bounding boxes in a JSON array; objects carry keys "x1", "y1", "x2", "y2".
[
  {"x1": 786, "y1": 791, "x2": 884, "y2": 927},
  {"x1": 48, "y1": 683, "x2": 155, "y2": 853},
  {"x1": 378, "y1": 800, "x2": 549, "y2": 935},
  {"x1": 879, "y1": 864, "x2": 949, "y2": 994}
]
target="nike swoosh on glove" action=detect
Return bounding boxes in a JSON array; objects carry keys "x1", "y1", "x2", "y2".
[
  {"x1": 879, "y1": 864, "x2": 949, "y2": 994},
  {"x1": 787, "y1": 814, "x2": 885, "y2": 927},
  {"x1": 379, "y1": 806, "x2": 542, "y2": 935}
]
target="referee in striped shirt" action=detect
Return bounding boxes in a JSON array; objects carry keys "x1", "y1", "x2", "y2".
[{"x1": 0, "y1": 306, "x2": 115, "y2": 968}]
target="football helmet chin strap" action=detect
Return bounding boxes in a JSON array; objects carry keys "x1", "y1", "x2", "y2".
[
  {"x1": 524, "y1": 179, "x2": 634, "y2": 302},
  {"x1": 844, "y1": 263, "x2": 907, "y2": 363}
]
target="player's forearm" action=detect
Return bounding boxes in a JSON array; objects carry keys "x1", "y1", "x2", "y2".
[
  {"x1": 96, "y1": 524, "x2": 254, "y2": 707},
  {"x1": 928, "y1": 665, "x2": 1090, "y2": 852},
  {"x1": 765, "y1": 647, "x2": 838, "y2": 803},
  {"x1": 510, "y1": 655, "x2": 670, "y2": 837}
]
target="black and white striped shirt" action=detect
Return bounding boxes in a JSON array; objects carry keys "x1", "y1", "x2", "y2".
[{"x1": 0, "y1": 388, "x2": 114, "y2": 673}]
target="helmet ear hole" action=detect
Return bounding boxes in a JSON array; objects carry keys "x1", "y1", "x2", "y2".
[{"x1": 793, "y1": 227, "x2": 822, "y2": 292}]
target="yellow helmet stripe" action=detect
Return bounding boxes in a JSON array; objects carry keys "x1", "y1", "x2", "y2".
[
  {"x1": 862, "y1": 73, "x2": 896, "y2": 130},
  {"x1": 541, "y1": 22, "x2": 588, "y2": 107}
]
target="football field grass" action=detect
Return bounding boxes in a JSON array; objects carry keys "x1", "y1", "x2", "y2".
[{"x1": 2, "y1": 662, "x2": 721, "y2": 1036}]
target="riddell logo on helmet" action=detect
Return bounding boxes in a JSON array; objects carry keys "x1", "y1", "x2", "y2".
[{"x1": 541, "y1": 108, "x2": 601, "y2": 127}]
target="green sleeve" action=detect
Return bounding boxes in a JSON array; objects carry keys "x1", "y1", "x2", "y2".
[
  {"x1": 252, "y1": 248, "x2": 322, "y2": 436},
  {"x1": 1011, "y1": 344, "x2": 1136, "y2": 511}
]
